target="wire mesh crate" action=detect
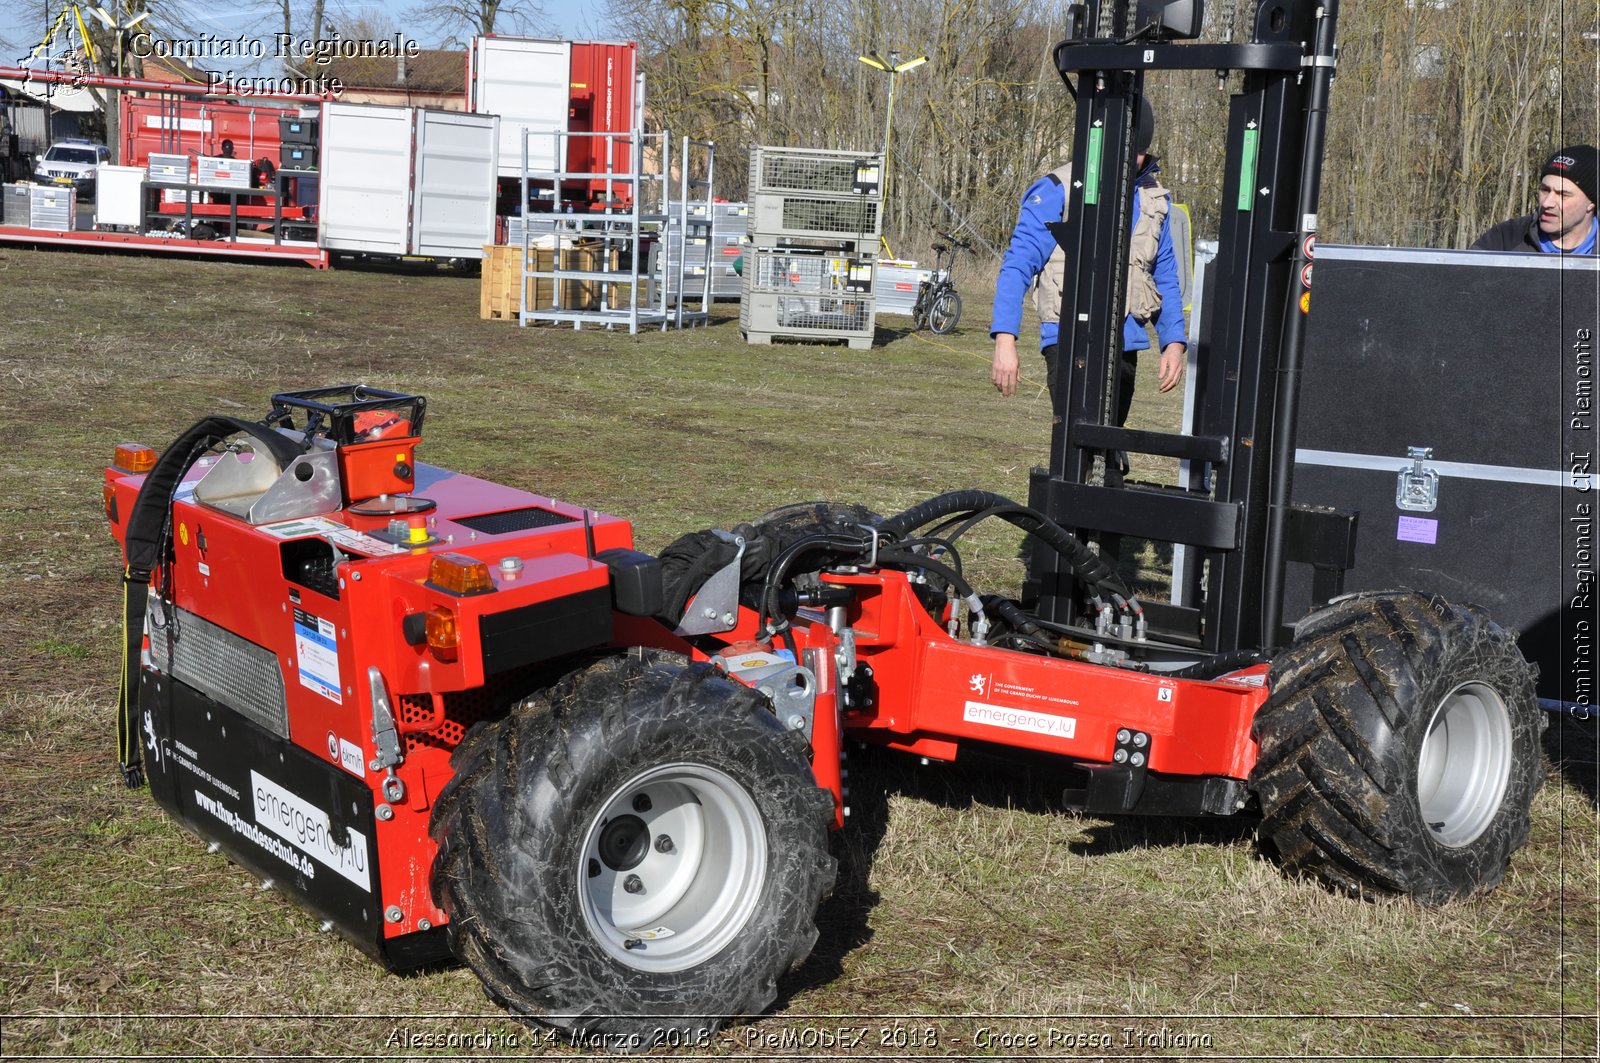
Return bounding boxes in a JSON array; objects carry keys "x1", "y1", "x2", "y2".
[
  {"x1": 740, "y1": 290, "x2": 875, "y2": 343},
  {"x1": 748, "y1": 146, "x2": 884, "y2": 199},
  {"x1": 748, "y1": 193, "x2": 880, "y2": 241},
  {"x1": 743, "y1": 247, "x2": 876, "y2": 297},
  {"x1": 740, "y1": 245, "x2": 877, "y2": 348}
]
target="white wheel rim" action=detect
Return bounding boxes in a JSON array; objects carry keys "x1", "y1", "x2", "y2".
[
  {"x1": 1416, "y1": 681, "x2": 1513, "y2": 848},
  {"x1": 578, "y1": 763, "x2": 766, "y2": 972}
]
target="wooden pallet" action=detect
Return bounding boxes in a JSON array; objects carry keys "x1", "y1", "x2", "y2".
[{"x1": 480, "y1": 242, "x2": 611, "y2": 321}]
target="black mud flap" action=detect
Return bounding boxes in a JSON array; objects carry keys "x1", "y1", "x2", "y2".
[{"x1": 138, "y1": 670, "x2": 450, "y2": 970}]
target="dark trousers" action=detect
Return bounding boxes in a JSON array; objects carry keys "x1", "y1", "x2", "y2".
[
  {"x1": 1041, "y1": 342, "x2": 1139, "y2": 565},
  {"x1": 1040, "y1": 342, "x2": 1139, "y2": 430}
]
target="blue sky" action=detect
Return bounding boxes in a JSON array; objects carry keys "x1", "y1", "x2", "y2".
[{"x1": 1, "y1": 0, "x2": 616, "y2": 69}]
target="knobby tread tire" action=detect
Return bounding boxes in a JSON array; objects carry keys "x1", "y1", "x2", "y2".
[
  {"x1": 1250, "y1": 590, "x2": 1546, "y2": 904},
  {"x1": 429, "y1": 651, "x2": 836, "y2": 1042}
]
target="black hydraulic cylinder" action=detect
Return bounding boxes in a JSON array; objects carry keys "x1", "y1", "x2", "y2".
[{"x1": 1259, "y1": 0, "x2": 1341, "y2": 646}]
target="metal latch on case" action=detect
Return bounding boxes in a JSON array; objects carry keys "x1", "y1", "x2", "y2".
[{"x1": 1396, "y1": 446, "x2": 1438, "y2": 513}]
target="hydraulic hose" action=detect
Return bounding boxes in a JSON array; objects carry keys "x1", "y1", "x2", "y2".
[
  {"x1": 881, "y1": 489, "x2": 1128, "y2": 598},
  {"x1": 757, "y1": 531, "x2": 876, "y2": 635},
  {"x1": 117, "y1": 415, "x2": 303, "y2": 788},
  {"x1": 1162, "y1": 649, "x2": 1274, "y2": 681}
]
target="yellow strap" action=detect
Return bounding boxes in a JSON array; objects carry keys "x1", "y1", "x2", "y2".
[
  {"x1": 71, "y1": 4, "x2": 101, "y2": 66},
  {"x1": 25, "y1": 10, "x2": 69, "y2": 63}
]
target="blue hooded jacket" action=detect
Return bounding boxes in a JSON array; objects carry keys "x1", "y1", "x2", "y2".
[{"x1": 989, "y1": 158, "x2": 1186, "y2": 353}]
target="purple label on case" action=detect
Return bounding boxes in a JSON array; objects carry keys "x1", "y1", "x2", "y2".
[{"x1": 1396, "y1": 515, "x2": 1438, "y2": 545}]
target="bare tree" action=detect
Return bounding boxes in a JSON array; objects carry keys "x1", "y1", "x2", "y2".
[
  {"x1": 278, "y1": 0, "x2": 329, "y2": 76},
  {"x1": 403, "y1": 0, "x2": 550, "y2": 46},
  {"x1": 581, "y1": 0, "x2": 1599, "y2": 257}
]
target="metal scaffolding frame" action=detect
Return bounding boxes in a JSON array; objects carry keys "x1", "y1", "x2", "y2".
[{"x1": 516, "y1": 128, "x2": 676, "y2": 333}]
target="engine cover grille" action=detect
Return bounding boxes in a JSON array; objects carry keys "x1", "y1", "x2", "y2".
[
  {"x1": 148, "y1": 601, "x2": 290, "y2": 739},
  {"x1": 453, "y1": 506, "x2": 574, "y2": 535}
]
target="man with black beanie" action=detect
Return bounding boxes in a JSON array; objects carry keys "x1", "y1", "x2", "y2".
[{"x1": 1471, "y1": 144, "x2": 1598, "y2": 254}]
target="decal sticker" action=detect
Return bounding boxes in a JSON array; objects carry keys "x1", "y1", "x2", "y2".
[
  {"x1": 260, "y1": 515, "x2": 407, "y2": 556},
  {"x1": 293, "y1": 608, "x2": 342, "y2": 704},
  {"x1": 250, "y1": 770, "x2": 372, "y2": 891},
  {"x1": 963, "y1": 701, "x2": 1076, "y2": 739},
  {"x1": 1396, "y1": 515, "x2": 1439, "y2": 545},
  {"x1": 178, "y1": 522, "x2": 189, "y2": 546},
  {"x1": 979, "y1": 678, "x2": 1079, "y2": 711},
  {"x1": 1157, "y1": 686, "x2": 1174, "y2": 702},
  {"x1": 142, "y1": 709, "x2": 162, "y2": 767},
  {"x1": 194, "y1": 787, "x2": 315, "y2": 881},
  {"x1": 339, "y1": 737, "x2": 365, "y2": 778},
  {"x1": 626, "y1": 926, "x2": 676, "y2": 940}
]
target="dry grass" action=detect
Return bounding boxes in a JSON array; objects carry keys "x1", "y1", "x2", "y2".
[{"x1": 0, "y1": 245, "x2": 1594, "y2": 1060}]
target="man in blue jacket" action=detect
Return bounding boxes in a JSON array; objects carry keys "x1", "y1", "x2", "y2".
[{"x1": 989, "y1": 98, "x2": 1187, "y2": 435}]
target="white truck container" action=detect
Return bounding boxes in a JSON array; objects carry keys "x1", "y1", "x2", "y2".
[
  {"x1": 318, "y1": 102, "x2": 499, "y2": 259},
  {"x1": 467, "y1": 36, "x2": 571, "y2": 179}
]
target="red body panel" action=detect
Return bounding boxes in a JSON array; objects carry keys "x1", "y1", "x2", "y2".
[
  {"x1": 764, "y1": 571, "x2": 1269, "y2": 783},
  {"x1": 107, "y1": 456, "x2": 637, "y2": 941},
  {"x1": 566, "y1": 41, "x2": 638, "y2": 200}
]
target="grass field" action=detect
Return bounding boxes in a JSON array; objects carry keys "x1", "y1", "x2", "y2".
[{"x1": 0, "y1": 245, "x2": 1595, "y2": 1060}]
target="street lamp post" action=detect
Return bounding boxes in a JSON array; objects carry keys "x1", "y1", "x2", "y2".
[{"x1": 857, "y1": 50, "x2": 927, "y2": 205}]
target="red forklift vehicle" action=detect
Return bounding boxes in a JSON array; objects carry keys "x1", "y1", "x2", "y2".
[{"x1": 102, "y1": 0, "x2": 1545, "y2": 1043}]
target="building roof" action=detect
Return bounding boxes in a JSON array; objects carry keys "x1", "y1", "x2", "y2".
[{"x1": 324, "y1": 49, "x2": 465, "y2": 94}]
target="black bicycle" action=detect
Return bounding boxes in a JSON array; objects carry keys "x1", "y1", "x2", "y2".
[{"x1": 911, "y1": 231, "x2": 972, "y2": 335}]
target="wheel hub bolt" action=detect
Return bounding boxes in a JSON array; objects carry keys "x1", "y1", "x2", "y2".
[
  {"x1": 624, "y1": 874, "x2": 645, "y2": 894},
  {"x1": 655, "y1": 834, "x2": 675, "y2": 853},
  {"x1": 632, "y1": 794, "x2": 653, "y2": 813}
]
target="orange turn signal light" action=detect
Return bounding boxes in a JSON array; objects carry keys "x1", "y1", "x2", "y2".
[
  {"x1": 425, "y1": 605, "x2": 459, "y2": 658},
  {"x1": 113, "y1": 443, "x2": 157, "y2": 473},
  {"x1": 103, "y1": 483, "x2": 117, "y2": 520},
  {"x1": 428, "y1": 553, "x2": 494, "y2": 595}
]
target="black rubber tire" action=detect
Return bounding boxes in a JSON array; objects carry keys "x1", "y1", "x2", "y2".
[
  {"x1": 1250, "y1": 590, "x2": 1545, "y2": 904},
  {"x1": 430, "y1": 651, "x2": 836, "y2": 1043},
  {"x1": 928, "y1": 287, "x2": 963, "y2": 334}
]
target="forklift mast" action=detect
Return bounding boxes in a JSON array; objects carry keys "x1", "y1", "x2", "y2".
[{"x1": 1028, "y1": 0, "x2": 1345, "y2": 658}]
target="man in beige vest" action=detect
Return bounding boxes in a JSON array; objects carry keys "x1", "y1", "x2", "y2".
[{"x1": 989, "y1": 98, "x2": 1187, "y2": 456}]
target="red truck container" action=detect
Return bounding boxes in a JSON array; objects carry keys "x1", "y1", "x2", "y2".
[
  {"x1": 120, "y1": 96, "x2": 298, "y2": 170},
  {"x1": 119, "y1": 95, "x2": 318, "y2": 235},
  {"x1": 467, "y1": 36, "x2": 640, "y2": 209}
]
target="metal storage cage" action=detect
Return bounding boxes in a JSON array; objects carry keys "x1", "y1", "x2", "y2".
[
  {"x1": 748, "y1": 194, "x2": 881, "y2": 243},
  {"x1": 742, "y1": 145, "x2": 883, "y2": 347},
  {"x1": 748, "y1": 146, "x2": 884, "y2": 199},
  {"x1": 651, "y1": 202, "x2": 745, "y2": 300},
  {"x1": 739, "y1": 245, "x2": 876, "y2": 349},
  {"x1": 740, "y1": 292, "x2": 874, "y2": 347}
]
